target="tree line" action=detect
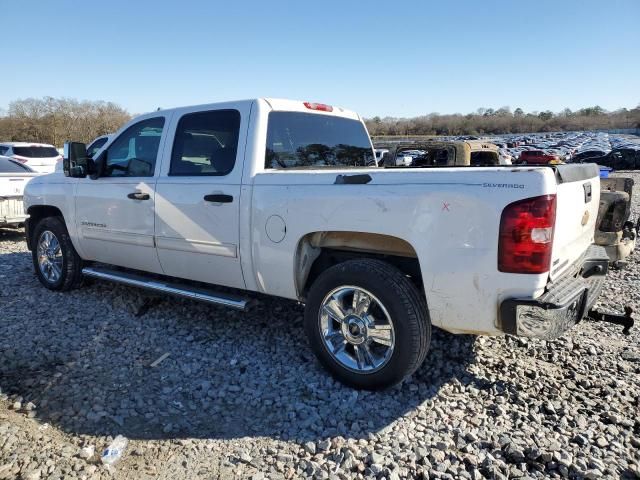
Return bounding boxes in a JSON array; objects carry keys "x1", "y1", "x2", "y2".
[
  {"x1": 1, "y1": 97, "x2": 639, "y2": 146},
  {"x1": 365, "y1": 105, "x2": 640, "y2": 137},
  {"x1": 0, "y1": 97, "x2": 131, "y2": 146}
]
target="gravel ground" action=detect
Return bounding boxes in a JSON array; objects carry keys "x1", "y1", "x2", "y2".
[{"x1": 1, "y1": 172, "x2": 639, "y2": 480}]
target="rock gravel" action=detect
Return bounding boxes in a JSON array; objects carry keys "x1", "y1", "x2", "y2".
[{"x1": 1, "y1": 172, "x2": 639, "y2": 479}]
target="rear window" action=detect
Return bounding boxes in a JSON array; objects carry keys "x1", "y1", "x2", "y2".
[
  {"x1": 0, "y1": 158, "x2": 33, "y2": 173},
  {"x1": 12, "y1": 146, "x2": 59, "y2": 158},
  {"x1": 170, "y1": 109, "x2": 241, "y2": 176},
  {"x1": 265, "y1": 112, "x2": 373, "y2": 169}
]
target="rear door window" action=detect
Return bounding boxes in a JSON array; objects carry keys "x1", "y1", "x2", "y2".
[
  {"x1": 170, "y1": 109, "x2": 241, "y2": 176},
  {"x1": 265, "y1": 112, "x2": 373, "y2": 169}
]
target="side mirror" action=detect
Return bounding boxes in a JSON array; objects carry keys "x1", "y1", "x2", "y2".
[{"x1": 63, "y1": 142, "x2": 88, "y2": 178}]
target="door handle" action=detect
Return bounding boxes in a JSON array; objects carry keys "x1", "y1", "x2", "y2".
[
  {"x1": 127, "y1": 192, "x2": 150, "y2": 200},
  {"x1": 204, "y1": 194, "x2": 233, "y2": 203}
]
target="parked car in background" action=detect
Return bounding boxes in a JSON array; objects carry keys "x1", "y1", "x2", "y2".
[
  {"x1": 608, "y1": 148, "x2": 640, "y2": 170},
  {"x1": 86, "y1": 134, "x2": 112, "y2": 158},
  {"x1": 519, "y1": 150, "x2": 560, "y2": 165},
  {"x1": 0, "y1": 142, "x2": 62, "y2": 173},
  {"x1": 498, "y1": 148, "x2": 513, "y2": 165},
  {"x1": 573, "y1": 149, "x2": 609, "y2": 163},
  {"x1": 394, "y1": 149, "x2": 427, "y2": 166},
  {"x1": 546, "y1": 148, "x2": 571, "y2": 161},
  {"x1": 0, "y1": 156, "x2": 40, "y2": 227},
  {"x1": 576, "y1": 148, "x2": 640, "y2": 171}
]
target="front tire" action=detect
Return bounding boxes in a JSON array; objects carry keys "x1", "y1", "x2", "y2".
[
  {"x1": 304, "y1": 259, "x2": 430, "y2": 390},
  {"x1": 32, "y1": 216, "x2": 84, "y2": 291}
]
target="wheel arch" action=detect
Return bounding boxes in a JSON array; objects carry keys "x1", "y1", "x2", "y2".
[
  {"x1": 294, "y1": 231, "x2": 423, "y2": 298},
  {"x1": 25, "y1": 205, "x2": 65, "y2": 251}
]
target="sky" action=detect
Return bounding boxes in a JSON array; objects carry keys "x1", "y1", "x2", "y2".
[{"x1": 1, "y1": 0, "x2": 639, "y2": 118}]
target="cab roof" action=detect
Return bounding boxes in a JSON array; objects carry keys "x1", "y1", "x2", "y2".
[
  {"x1": 156, "y1": 98, "x2": 361, "y2": 121},
  {"x1": 262, "y1": 98, "x2": 360, "y2": 120}
]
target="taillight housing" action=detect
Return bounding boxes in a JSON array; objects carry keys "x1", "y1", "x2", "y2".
[
  {"x1": 12, "y1": 156, "x2": 28, "y2": 164},
  {"x1": 303, "y1": 102, "x2": 333, "y2": 112},
  {"x1": 498, "y1": 194, "x2": 556, "y2": 274}
]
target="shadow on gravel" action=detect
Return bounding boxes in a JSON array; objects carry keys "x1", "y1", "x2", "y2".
[{"x1": 0, "y1": 247, "x2": 495, "y2": 443}]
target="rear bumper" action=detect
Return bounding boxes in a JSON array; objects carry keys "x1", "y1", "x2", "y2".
[{"x1": 500, "y1": 245, "x2": 608, "y2": 339}]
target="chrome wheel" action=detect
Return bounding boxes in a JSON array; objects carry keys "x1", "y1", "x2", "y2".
[
  {"x1": 37, "y1": 230, "x2": 63, "y2": 283},
  {"x1": 319, "y1": 286, "x2": 395, "y2": 373}
]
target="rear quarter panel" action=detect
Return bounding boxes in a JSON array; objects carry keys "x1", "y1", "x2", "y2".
[{"x1": 250, "y1": 167, "x2": 558, "y2": 335}]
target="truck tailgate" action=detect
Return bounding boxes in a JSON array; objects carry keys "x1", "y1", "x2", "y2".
[{"x1": 550, "y1": 164, "x2": 600, "y2": 281}]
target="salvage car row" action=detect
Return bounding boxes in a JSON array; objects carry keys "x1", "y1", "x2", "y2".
[
  {"x1": 374, "y1": 131, "x2": 640, "y2": 168},
  {"x1": 497, "y1": 131, "x2": 640, "y2": 169},
  {"x1": 487, "y1": 131, "x2": 640, "y2": 168}
]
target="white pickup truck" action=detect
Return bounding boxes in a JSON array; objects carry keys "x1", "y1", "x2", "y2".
[{"x1": 23, "y1": 98, "x2": 628, "y2": 389}]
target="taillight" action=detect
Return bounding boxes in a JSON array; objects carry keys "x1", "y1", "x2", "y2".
[
  {"x1": 303, "y1": 102, "x2": 333, "y2": 112},
  {"x1": 12, "y1": 156, "x2": 28, "y2": 164},
  {"x1": 498, "y1": 194, "x2": 556, "y2": 274}
]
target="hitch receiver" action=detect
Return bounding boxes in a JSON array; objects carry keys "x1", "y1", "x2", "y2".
[{"x1": 587, "y1": 306, "x2": 634, "y2": 335}]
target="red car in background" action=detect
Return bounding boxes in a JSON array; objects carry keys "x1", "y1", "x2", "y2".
[{"x1": 519, "y1": 150, "x2": 561, "y2": 165}]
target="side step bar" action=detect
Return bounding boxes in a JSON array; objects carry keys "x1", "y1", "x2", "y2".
[{"x1": 82, "y1": 266, "x2": 249, "y2": 311}]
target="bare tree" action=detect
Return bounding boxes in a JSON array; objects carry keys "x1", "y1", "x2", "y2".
[
  {"x1": 366, "y1": 105, "x2": 640, "y2": 137},
  {"x1": 0, "y1": 97, "x2": 131, "y2": 145}
]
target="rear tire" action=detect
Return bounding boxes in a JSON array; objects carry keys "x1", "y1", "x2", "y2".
[
  {"x1": 304, "y1": 258, "x2": 430, "y2": 390},
  {"x1": 32, "y1": 216, "x2": 84, "y2": 291}
]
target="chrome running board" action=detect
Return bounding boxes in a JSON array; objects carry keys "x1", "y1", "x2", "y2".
[{"x1": 82, "y1": 266, "x2": 249, "y2": 311}]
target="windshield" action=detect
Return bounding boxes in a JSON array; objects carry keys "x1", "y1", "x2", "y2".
[
  {"x1": 13, "y1": 146, "x2": 60, "y2": 158},
  {"x1": 265, "y1": 112, "x2": 374, "y2": 169},
  {"x1": 86, "y1": 137, "x2": 109, "y2": 158}
]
